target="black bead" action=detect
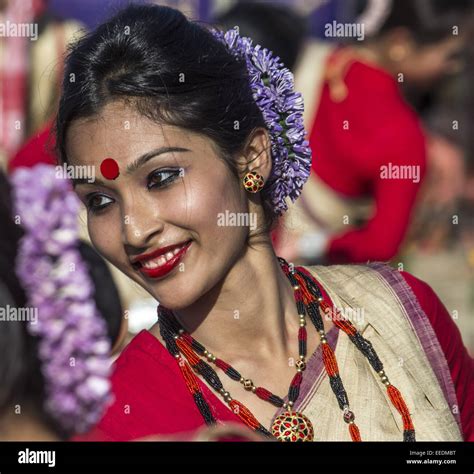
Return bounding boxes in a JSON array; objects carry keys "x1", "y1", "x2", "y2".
[
  {"x1": 295, "y1": 270, "x2": 323, "y2": 299},
  {"x1": 159, "y1": 309, "x2": 181, "y2": 333},
  {"x1": 287, "y1": 273, "x2": 299, "y2": 287},
  {"x1": 226, "y1": 367, "x2": 242, "y2": 382},
  {"x1": 191, "y1": 339, "x2": 206, "y2": 354},
  {"x1": 193, "y1": 392, "x2": 216, "y2": 424},
  {"x1": 307, "y1": 301, "x2": 324, "y2": 331},
  {"x1": 299, "y1": 339, "x2": 307, "y2": 357},
  {"x1": 256, "y1": 425, "x2": 274, "y2": 438},
  {"x1": 288, "y1": 385, "x2": 300, "y2": 403},
  {"x1": 268, "y1": 394, "x2": 285, "y2": 407},
  {"x1": 349, "y1": 333, "x2": 384, "y2": 373},
  {"x1": 160, "y1": 328, "x2": 180, "y2": 357},
  {"x1": 329, "y1": 375, "x2": 349, "y2": 410},
  {"x1": 196, "y1": 360, "x2": 224, "y2": 392}
]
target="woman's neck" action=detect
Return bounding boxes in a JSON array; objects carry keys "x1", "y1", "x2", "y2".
[{"x1": 160, "y1": 242, "x2": 300, "y2": 366}]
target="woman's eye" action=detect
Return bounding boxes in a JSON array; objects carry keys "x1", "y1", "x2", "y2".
[
  {"x1": 147, "y1": 169, "x2": 181, "y2": 190},
  {"x1": 86, "y1": 194, "x2": 113, "y2": 213}
]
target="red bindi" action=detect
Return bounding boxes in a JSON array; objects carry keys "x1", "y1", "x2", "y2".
[{"x1": 100, "y1": 158, "x2": 120, "y2": 180}]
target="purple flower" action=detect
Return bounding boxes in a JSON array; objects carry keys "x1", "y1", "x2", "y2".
[
  {"x1": 212, "y1": 27, "x2": 312, "y2": 215},
  {"x1": 11, "y1": 164, "x2": 112, "y2": 435}
]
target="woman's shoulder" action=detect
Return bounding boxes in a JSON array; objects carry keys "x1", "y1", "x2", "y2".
[
  {"x1": 300, "y1": 262, "x2": 443, "y2": 326},
  {"x1": 302, "y1": 262, "x2": 467, "y2": 365},
  {"x1": 300, "y1": 261, "x2": 389, "y2": 284}
]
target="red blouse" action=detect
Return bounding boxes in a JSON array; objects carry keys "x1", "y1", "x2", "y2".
[
  {"x1": 309, "y1": 49, "x2": 427, "y2": 263},
  {"x1": 74, "y1": 271, "x2": 473, "y2": 442},
  {"x1": 8, "y1": 122, "x2": 56, "y2": 172}
]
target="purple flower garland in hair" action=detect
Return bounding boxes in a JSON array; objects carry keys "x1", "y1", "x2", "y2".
[
  {"x1": 212, "y1": 26, "x2": 312, "y2": 216},
  {"x1": 11, "y1": 164, "x2": 113, "y2": 434}
]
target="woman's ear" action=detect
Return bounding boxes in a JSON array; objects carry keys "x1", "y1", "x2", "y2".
[{"x1": 237, "y1": 127, "x2": 273, "y2": 180}]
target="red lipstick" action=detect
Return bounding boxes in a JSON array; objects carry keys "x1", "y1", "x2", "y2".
[{"x1": 133, "y1": 240, "x2": 192, "y2": 279}]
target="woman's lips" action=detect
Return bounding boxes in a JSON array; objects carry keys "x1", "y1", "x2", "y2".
[{"x1": 136, "y1": 240, "x2": 192, "y2": 279}]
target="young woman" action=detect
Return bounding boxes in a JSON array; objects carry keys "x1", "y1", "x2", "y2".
[{"x1": 58, "y1": 4, "x2": 473, "y2": 442}]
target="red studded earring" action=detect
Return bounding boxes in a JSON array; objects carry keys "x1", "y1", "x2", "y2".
[{"x1": 243, "y1": 171, "x2": 264, "y2": 193}]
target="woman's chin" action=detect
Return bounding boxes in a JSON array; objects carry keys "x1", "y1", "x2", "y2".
[
  {"x1": 156, "y1": 296, "x2": 196, "y2": 311},
  {"x1": 150, "y1": 280, "x2": 201, "y2": 310}
]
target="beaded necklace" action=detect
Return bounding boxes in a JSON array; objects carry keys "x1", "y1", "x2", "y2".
[{"x1": 157, "y1": 257, "x2": 415, "y2": 442}]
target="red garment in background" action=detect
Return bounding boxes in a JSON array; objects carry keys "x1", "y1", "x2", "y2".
[
  {"x1": 0, "y1": 0, "x2": 46, "y2": 158},
  {"x1": 308, "y1": 49, "x2": 427, "y2": 263},
  {"x1": 73, "y1": 271, "x2": 473, "y2": 442},
  {"x1": 8, "y1": 123, "x2": 55, "y2": 172}
]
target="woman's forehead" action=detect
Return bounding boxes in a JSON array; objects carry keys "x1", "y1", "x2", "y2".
[{"x1": 66, "y1": 105, "x2": 212, "y2": 166}]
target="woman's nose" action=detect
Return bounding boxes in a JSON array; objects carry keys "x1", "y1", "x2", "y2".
[{"x1": 121, "y1": 205, "x2": 165, "y2": 249}]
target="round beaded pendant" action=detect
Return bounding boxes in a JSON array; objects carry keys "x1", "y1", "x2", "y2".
[{"x1": 271, "y1": 410, "x2": 314, "y2": 442}]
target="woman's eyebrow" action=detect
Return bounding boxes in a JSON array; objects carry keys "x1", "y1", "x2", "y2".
[
  {"x1": 125, "y1": 146, "x2": 191, "y2": 175},
  {"x1": 72, "y1": 176, "x2": 107, "y2": 188},
  {"x1": 71, "y1": 146, "x2": 190, "y2": 188}
]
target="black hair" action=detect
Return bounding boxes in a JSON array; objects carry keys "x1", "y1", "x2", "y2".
[
  {"x1": 360, "y1": 0, "x2": 472, "y2": 44},
  {"x1": 215, "y1": 1, "x2": 308, "y2": 71},
  {"x1": 55, "y1": 3, "x2": 278, "y2": 233},
  {"x1": 77, "y1": 241, "x2": 123, "y2": 345}
]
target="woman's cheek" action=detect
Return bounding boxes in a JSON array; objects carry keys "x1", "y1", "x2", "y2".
[
  {"x1": 88, "y1": 216, "x2": 121, "y2": 266},
  {"x1": 190, "y1": 170, "x2": 240, "y2": 218}
]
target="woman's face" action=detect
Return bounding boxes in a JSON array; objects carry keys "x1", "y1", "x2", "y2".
[{"x1": 67, "y1": 101, "x2": 254, "y2": 309}]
